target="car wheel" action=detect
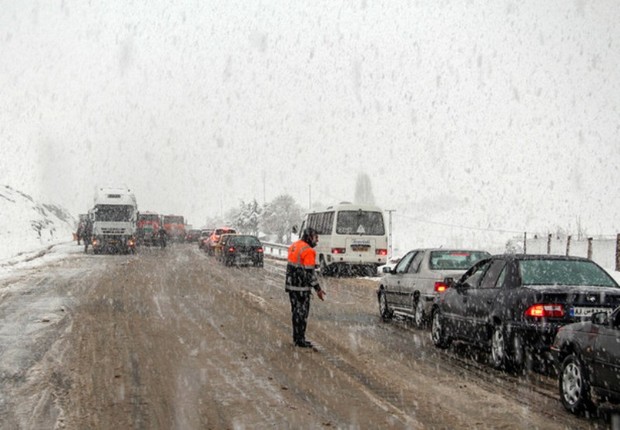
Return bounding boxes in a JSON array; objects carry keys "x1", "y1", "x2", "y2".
[
  {"x1": 431, "y1": 309, "x2": 450, "y2": 349},
  {"x1": 490, "y1": 325, "x2": 508, "y2": 369},
  {"x1": 560, "y1": 353, "x2": 594, "y2": 414},
  {"x1": 414, "y1": 297, "x2": 425, "y2": 328},
  {"x1": 378, "y1": 291, "x2": 393, "y2": 321},
  {"x1": 509, "y1": 332, "x2": 526, "y2": 373}
]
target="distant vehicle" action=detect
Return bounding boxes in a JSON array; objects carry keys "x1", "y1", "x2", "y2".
[
  {"x1": 185, "y1": 229, "x2": 201, "y2": 243},
  {"x1": 162, "y1": 215, "x2": 186, "y2": 243},
  {"x1": 377, "y1": 255, "x2": 402, "y2": 274},
  {"x1": 198, "y1": 229, "x2": 213, "y2": 250},
  {"x1": 206, "y1": 227, "x2": 236, "y2": 256},
  {"x1": 298, "y1": 202, "x2": 388, "y2": 277},
  {"x1": 430, "y1": 254, "x2": 620, "y2": 371},
  {"x1": 551, "y1": 307, "x2": 620, "y2": 414},
  {"x1": 90, "y1": 186, "x2": 137, "y2": 254},
  {"x1": 136, "y1": 212, "x2": 160, "y2": 246},
  {"x1": 219, "y1": 234, "x2": 264, "y2": 267},
  {"x1": 377, "y1": 248, "x2": 490, "y2": 327}
]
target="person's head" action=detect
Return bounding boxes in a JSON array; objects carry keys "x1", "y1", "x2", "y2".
[{"x1": 301, "y1": 227, "x2": 318, "y2": 248}]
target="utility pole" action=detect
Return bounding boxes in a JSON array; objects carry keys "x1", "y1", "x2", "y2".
[
  {"x1": 262, "y1": 171, "x2": 266, "y2": 205},
  {"x1": 385, "y1": 209, "x2": 396, "y2": 258}
]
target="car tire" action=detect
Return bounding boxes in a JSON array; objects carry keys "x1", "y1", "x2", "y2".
[
  {"x1": 489, "y1": 325, "x2": 508, "y2": 369},
  {"x1": 509, "y1": 332, "x2": 526, "y2": 373},
  {"x1": 413, "y1": 297, "x2": 425, "y2": 328},
  {"x1": 431, "y1": 309, "x2": 451, "y2": 349},
  {"x1": 378, "y1": 291, "x2": 393, "y2": 321},
  {"x1": 560, "y1": 353, "x2": 594, "y2": 414}
]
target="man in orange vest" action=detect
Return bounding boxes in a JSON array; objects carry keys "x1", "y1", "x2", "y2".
[{"x1": 285, "y1": 227, "x2": 326, "y2": 348}]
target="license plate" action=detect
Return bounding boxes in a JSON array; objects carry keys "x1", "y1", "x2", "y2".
[
  {"x1": 569, "y1": 307, "x2": 611, "y2": 317},
  {"x1": 351, "y1": 245, "x2": 369, "y2": 252}
]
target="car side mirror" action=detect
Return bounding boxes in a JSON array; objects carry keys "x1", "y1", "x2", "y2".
[
  {"x1": 292, "y1": 225, "x2": 298, "y2": 234},
  {"x1": 382, "y1": 266, "x2": 391, "y2": 274},
  {"x1": 444, "y1": 277, "x2": 455, "y2": 288},
  {"x1": 591, "y1": 311, "x2": 609, "y2": 325}
]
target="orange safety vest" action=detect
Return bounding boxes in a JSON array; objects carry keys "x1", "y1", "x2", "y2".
[{"x1": 285, "y1": 239, "x2": 319, "y2": 292}]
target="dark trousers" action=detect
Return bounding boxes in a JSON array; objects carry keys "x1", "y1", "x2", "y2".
[{"x1": 289, "y1": 291, "x2": 311, "y2": 343}]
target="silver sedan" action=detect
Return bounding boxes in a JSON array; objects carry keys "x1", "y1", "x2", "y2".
[{"x1": 377, "y1": 248, "x2": 490, "y2": 327}]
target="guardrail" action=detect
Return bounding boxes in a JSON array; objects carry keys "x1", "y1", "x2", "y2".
[{"x1": 262, "y1": 242, "x2": 288, "y2": 260}]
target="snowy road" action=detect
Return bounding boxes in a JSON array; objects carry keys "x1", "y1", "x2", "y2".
[{"x1": 0, "y1": 243, "x2": 613, "y2": 428}]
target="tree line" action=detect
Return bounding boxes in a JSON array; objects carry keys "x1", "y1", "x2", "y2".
[{"x1": 205, "y1": 194, "x2": 303, "y2": 244}]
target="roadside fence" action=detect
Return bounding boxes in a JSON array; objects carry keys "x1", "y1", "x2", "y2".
[{"x1": 521, "y1": 233, "x2": 620, "y2": 271}]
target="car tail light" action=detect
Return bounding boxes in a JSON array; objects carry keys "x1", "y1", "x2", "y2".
[
  {"x1": 257, "y1": 247, "x2": 264, "y2": 253},
  {"x1": 434, "y1": 281, "x2": 448, "y2": 293},
  {"x1": 228, "y1": 246, "x2": 235, "y2": 253},
  {"x1": 525, "y1": 304, "x2": 565, "y2": 318},
  {"x1": 332, "y1": 248, "x2": 346, "y2": 254},
  {"x1": 376, "y1": 249, "x2": 388, "y2": 256}
]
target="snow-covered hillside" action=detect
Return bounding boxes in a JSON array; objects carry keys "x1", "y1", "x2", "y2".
[{"x1": 0, "y1": 185, "x2": 75, "y2": 261}]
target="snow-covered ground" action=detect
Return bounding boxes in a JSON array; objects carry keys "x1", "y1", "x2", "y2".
[
  {"x1": 0, "y1": 185, "x2": 75, "y2": 259},
  {"x1": 0, "y1": 185, "x2": 77, "y2": 276}
]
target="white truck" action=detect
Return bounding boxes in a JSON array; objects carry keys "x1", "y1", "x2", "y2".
[{"x1": 89, "y1": 186, "x2": 138, "y2": 254}]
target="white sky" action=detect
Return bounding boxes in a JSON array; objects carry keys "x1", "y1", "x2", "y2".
[{"x1": 1, "y1": 0, "x2": 619, "y2": 239}]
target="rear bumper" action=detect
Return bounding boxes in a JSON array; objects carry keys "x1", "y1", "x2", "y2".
[{"x1": 510, "y1": 321, "x2": 563, "y2": 355}]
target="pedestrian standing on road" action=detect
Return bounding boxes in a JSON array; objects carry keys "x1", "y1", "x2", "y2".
[
  {"x1": 158, "y1": 226, "x2": 168, "y2": 249},
  {"x1": 83, "y1": 219, "x2": 92, "y2": 253},
  {"x1": 76, "y1": 221, "x2": 83, "y2": 245},
  {"x1": 285, "y1": 227, "x2": 326, "y2": 348}
]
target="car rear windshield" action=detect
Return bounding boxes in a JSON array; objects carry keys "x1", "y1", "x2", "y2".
[
  {"x1": 518, "y1": 259, "x2": 619, "y2": 287},
  {"x1": 336, "y1": 210, "x2": 385, "y2": 235},
  {"x1": 429, "y1": 251, "x2": 490, "y2": 270},
  {"x1": 231, "y1": 236, "x2": 261, "y2": 246}
]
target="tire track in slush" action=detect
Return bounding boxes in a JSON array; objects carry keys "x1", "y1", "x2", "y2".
[{"x1": 202, "y1": 255, "x2": 420, "y2": 427}]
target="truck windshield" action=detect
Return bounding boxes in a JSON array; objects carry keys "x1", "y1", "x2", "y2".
[
  {"x1": 96, "y1": 205, "x2": 134, "y2": 222},
  {"x1": 139, "y1": 214, "x2": 159, "y2": 222}
]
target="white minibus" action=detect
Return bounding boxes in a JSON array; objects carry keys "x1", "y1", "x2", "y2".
[{"x1": 299, "y1": 202, "x2": 388, "y2": 276}]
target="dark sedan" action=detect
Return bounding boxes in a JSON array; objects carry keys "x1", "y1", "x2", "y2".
[
  {"x1": 551, "y1": 307, "x2": 620, "y2": 414},
  {"x1": 220, "y1": 234, "x2": 264, "y2": 267},
  {"x1": 430, "y1": 254, "x2": 620, "y2": 371}
]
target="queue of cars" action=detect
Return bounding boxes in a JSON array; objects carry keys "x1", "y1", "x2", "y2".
[
  {"x1": 378, "y1": 251, "x2": 620, "y2": 416},
  {"x1": 198, "y1": 227, "x2": 264, "y2": 268}
]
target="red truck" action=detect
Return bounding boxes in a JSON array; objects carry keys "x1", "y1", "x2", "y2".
[
  {"x1": 137, "y1": 212, "x2": 161, "y2": 246},
  {"x1": 163, "y1": 215, "x2": 186, "y2": 243}
]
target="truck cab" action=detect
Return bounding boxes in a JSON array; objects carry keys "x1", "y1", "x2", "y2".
[{"x1": 91, "y1": 187, "x2": 138, "y2": 254}]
